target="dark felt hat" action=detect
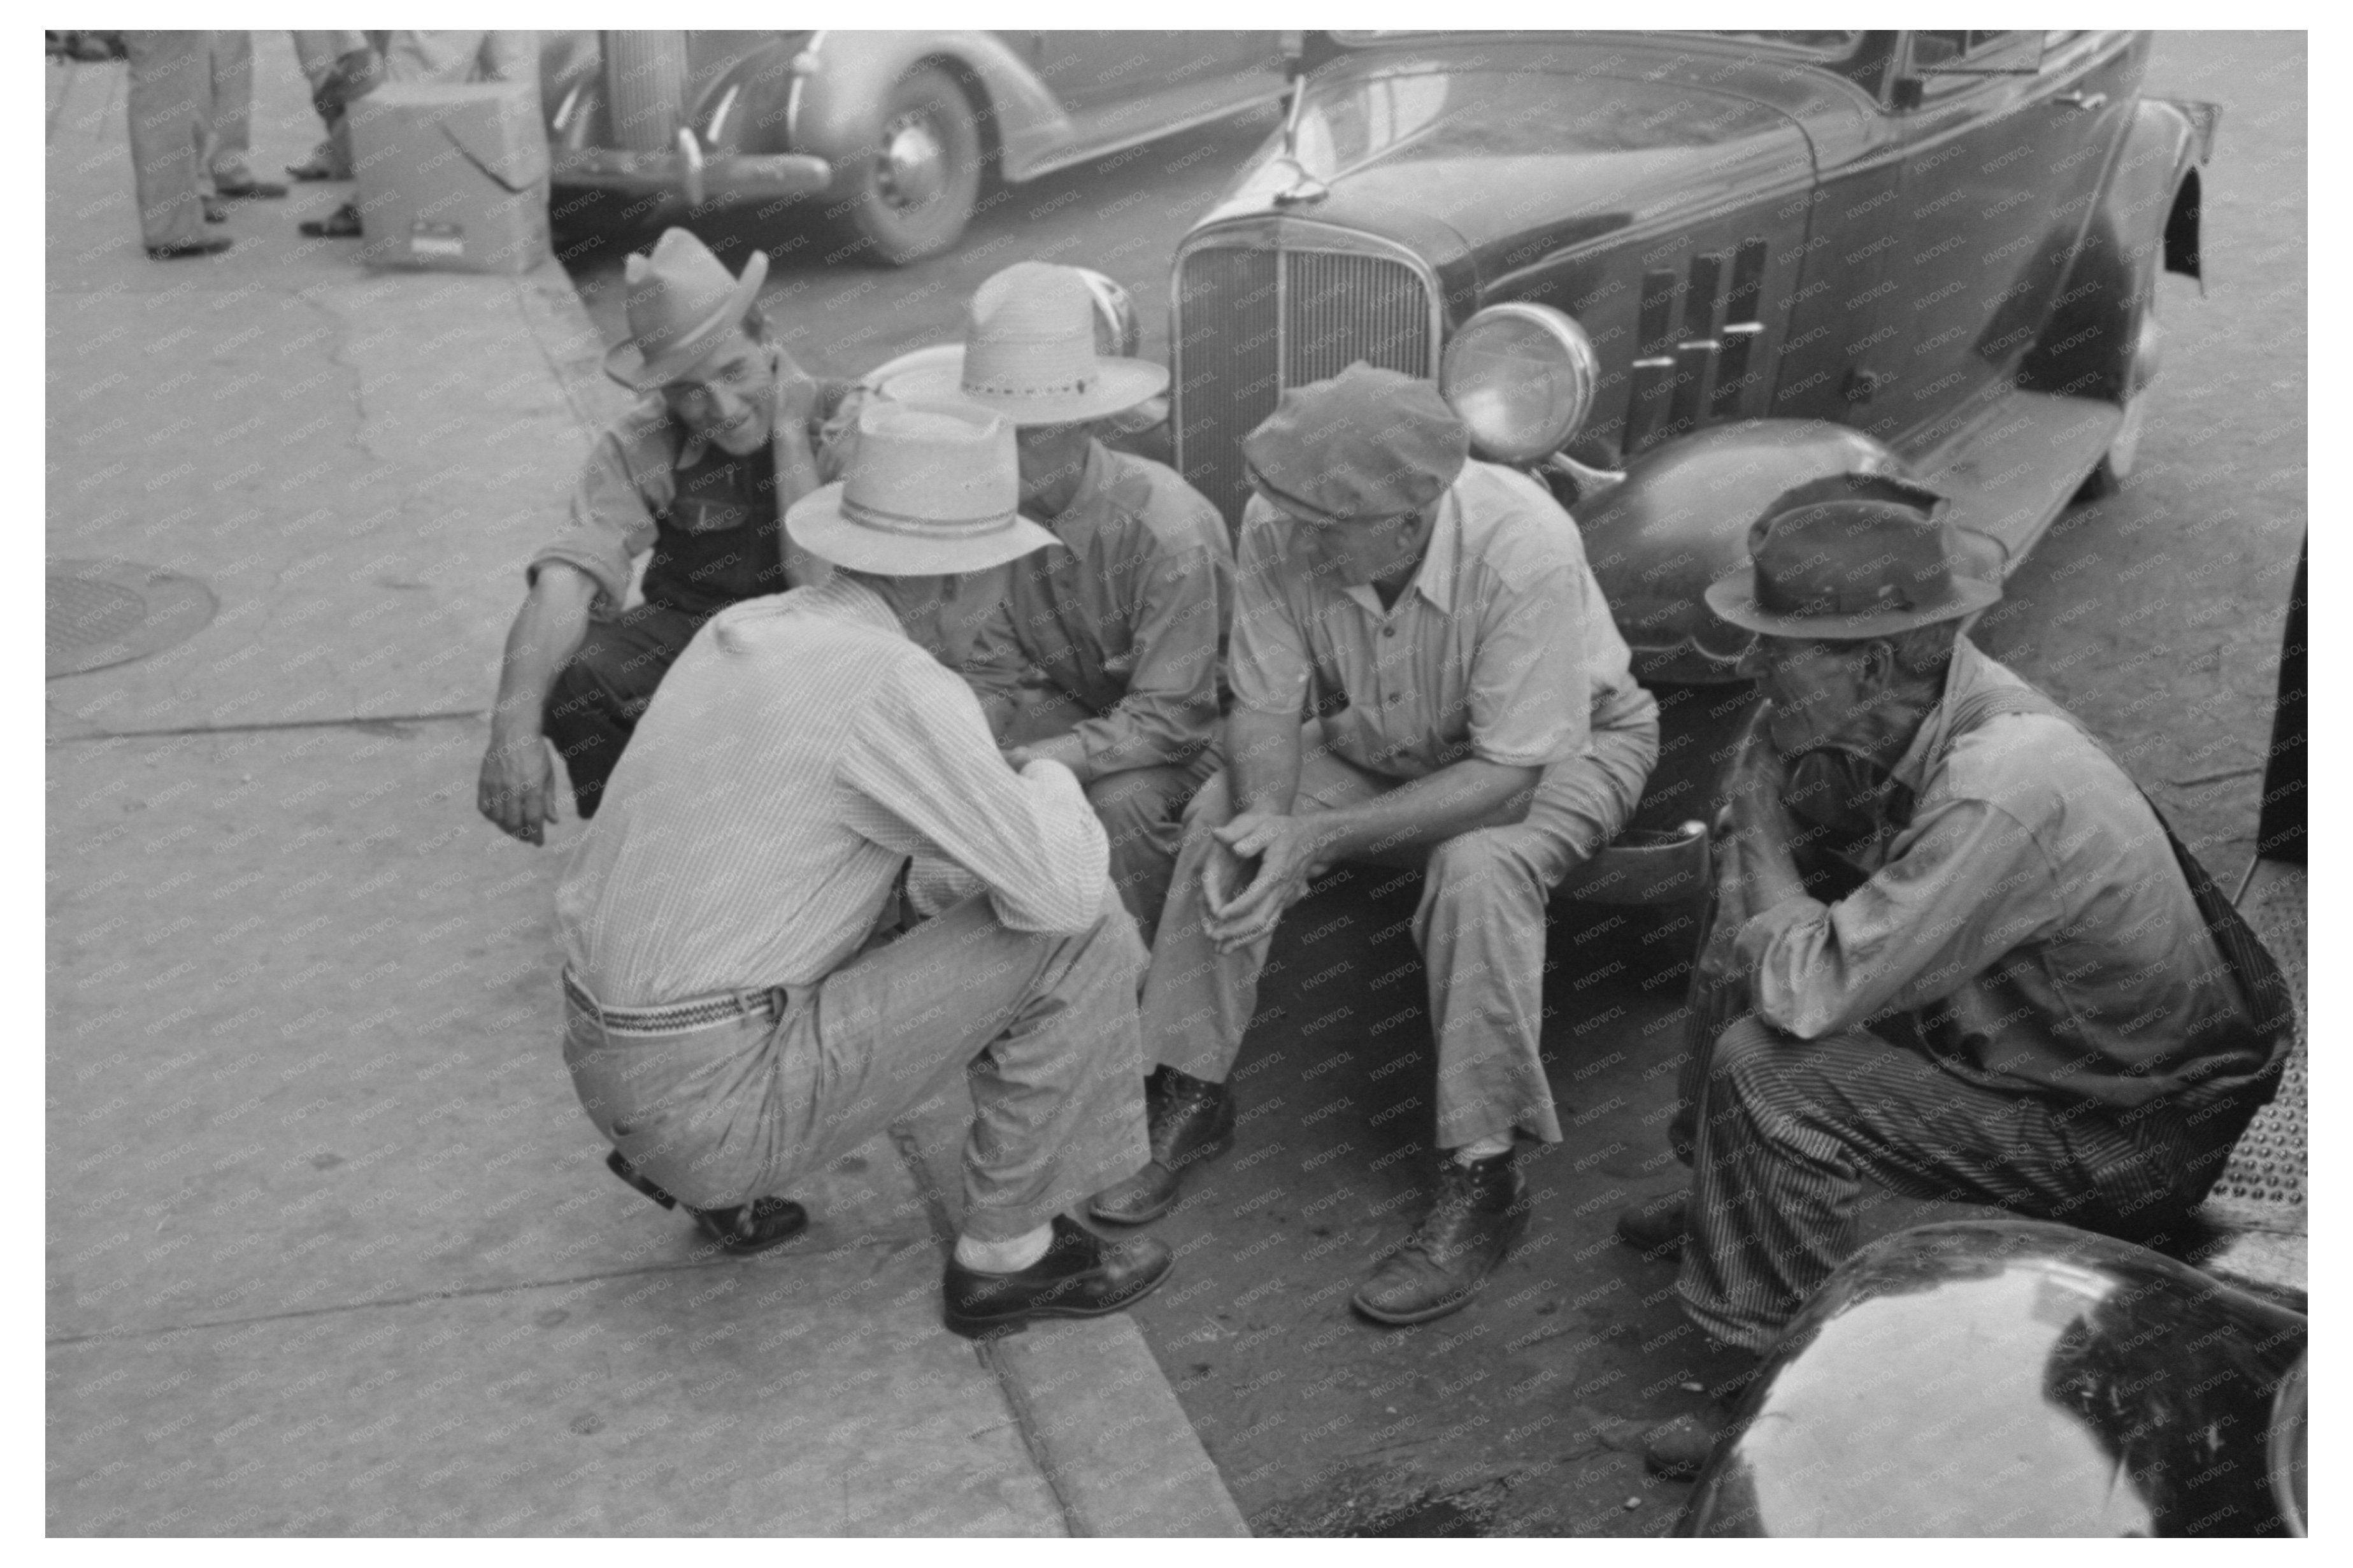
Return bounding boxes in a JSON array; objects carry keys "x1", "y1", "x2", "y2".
[
  {"x1": 1704, "y1": 473, "x2": 2001, "y2": 639},
  {"x1": 1241, "y1": 362, "x2": 1470, "y2": 524}
]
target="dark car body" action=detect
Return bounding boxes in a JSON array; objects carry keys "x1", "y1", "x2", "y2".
[
  {"x1": 1168, "y1": 31, "x2": 2214, "y2": 892},
  {"x1": 536, "y1": 30, "x2": 1293, "y2": 263}
]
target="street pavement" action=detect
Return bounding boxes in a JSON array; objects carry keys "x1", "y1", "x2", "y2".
[{"x1": 45, "y1": 37, "x2": 1240, "y2": 1537}]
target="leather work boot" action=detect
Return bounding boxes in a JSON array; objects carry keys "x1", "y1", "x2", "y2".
[
  {"x1": 1615, "y1": 1190, "x2": 1689, "y2": 1258},
  {"x1": 943, "y1": 1213, "x2": 1175, "y2": 1339},
  {"x1": 606, "y1": 1148, "x2": 809, "y2": 1256},
  {"x1": 1350, "y1": 1150, "x2": 1530, "y2": 1325},
  {"x1": 1087, "y1": 1065, "x2": 1236, "y2": 1225}
]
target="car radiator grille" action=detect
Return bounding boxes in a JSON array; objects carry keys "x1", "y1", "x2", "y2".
[{"x1": 1175, "y1": 245, "x2": 1434, "y2": 526}]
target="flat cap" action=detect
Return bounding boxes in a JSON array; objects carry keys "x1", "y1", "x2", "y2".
[{"x1": 1242, "y1": 362, "x2": 1470, "y2": 525}]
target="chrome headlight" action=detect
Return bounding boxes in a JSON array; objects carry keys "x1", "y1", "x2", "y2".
[
  {"x1": 1440, "y1": 303, "x2": 1599, "y2": 464},
  {"x1": 1074, "y1": 268, "x2": 1142, "y2": 360}
]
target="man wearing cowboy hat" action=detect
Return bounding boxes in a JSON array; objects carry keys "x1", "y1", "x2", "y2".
[
  {"x1": 478, "y1": 227, "x2": 861, "y2": 842},
  {"x1": 559, "y1": 397, "x2": 1175, "y2": 1335},
  {"x1": 1092, "y1": 362, "x2": 1663, "y2": 1328},
  {"x1": 1623, "y1": 473, "x2": 2289, "y2": 1476},
  {"x1": 875, "y1": 261, "x2": 1232, "y2": 943}
]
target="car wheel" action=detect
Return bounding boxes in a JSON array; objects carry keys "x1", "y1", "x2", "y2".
[
  {"x1": 2078, "y1": 294, "x2": 2163, "y2": 501},
  {"x1": 836, "y1": 64, "x2": 982, "y2": 266}
]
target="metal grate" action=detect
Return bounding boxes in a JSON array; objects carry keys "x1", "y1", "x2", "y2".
[
  {"x1": 1176, "y1": 241, "x2": 1434, "y2": 527},
  {"x1": 46, "y1": 559, "x2": 218, "y2": 679},
  {"x1": 2204, "y1": 861, "x2": 2307, "y2": 1213}
]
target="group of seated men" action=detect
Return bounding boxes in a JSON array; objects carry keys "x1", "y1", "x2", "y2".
[{"x1": 476, "y1": 231, "x2": 2288, "y2": 1472}]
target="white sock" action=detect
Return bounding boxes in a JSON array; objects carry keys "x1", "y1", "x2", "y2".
[
  {"x1": 1454, "y1": 1135, "x2": 1512, "y2": 1165},
  {"x1": 954, "y1": 1223, "x2": 1053, "y2": 1274}
]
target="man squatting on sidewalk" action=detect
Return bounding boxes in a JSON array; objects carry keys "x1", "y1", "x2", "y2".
[{"x1": 557, "y1": 399, "x2": 1174, "y2": 1336}]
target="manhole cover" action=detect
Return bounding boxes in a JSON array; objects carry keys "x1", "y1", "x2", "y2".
[{"x1": 46, "y1": 557, "x2": 218, "y2": 679}]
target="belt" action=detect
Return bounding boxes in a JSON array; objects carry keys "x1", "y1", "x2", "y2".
[{"x1": 562, "y1": 968, "x2": 793, "y2": 1038}]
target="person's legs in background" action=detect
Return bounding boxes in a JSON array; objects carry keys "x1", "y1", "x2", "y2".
[
  {"x1": 124, "y1": 31, "x2": 227, "y2": 257},
  {"x1": 204, "y1": 31, "x2": 285, "y2": 199}
]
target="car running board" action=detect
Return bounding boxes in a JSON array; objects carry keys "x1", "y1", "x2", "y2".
[{"x1": 1909, "y1": 387, "x2": 2125, "y2": 576}]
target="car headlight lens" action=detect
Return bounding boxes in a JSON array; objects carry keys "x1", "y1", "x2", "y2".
[{"x1": 1440, "y1": 303, "x2": 1600, "y2": 464}]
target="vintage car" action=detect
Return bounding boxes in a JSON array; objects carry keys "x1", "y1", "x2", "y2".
[
  {"x1": 535, "y1": 30, "x2": 1296, "y2": 264},
  {"x1": 1673, "y1": 1222, "x2": 2307, "y2": 1537},
  {"x1": 1160, "y1": 29, "x2": 2216, "y2": 899}
]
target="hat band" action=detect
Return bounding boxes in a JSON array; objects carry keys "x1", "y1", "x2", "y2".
[
  {"x1": 840, "y1": 494, "x2": 1023, "y2": 539},
  {"x1": 964, "y1": 371, "x2": 1098, "y2": 399},
  {"x1": 1757, "y1": 578, "x2": 1929, "y2": 618}
]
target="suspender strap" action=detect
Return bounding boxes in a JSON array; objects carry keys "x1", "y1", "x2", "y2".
[{"x1": 1940, "y1": 681, "x2": 2297, "y2": 1058}]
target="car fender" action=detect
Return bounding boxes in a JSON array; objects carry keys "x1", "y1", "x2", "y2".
[
  {"x1": 790, "y1": 31, "x2": 1073, "y2": 190},
  {"x1": 2019, "y1": 96, "x2": 2212, "y2": 404},
  {"x1": 1573, "y1": 420, "x2": 1905, "y2": 683},
  {"x1": 696, "y1": 39, "x2": 806, "y2": 157}
]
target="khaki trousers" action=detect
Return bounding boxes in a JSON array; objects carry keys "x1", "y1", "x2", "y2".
[
  {"x1": 1140, "y1": 702, "x2": 1659, "y2": 1149},
  {"x1": 564, "y1": 894, "x2": 1150, "y2": 1243},
  {"x1": 998, "y1": 684, "x2": 1220, "y2": 946}
]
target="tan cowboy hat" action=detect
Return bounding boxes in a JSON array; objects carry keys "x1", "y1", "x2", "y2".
[
  {"x1": 875, "y1": 261, "x2": 1168, "y2": 426},
  {"x1": 603, "y1": 228, "x2": 770, "y2": 392},
  {"x1": 1704, "y1": 473, "x2": 2001, "y2": 639},
  {"x1": 785, "y1": 400, "x2": 1062, "y2": 576}
]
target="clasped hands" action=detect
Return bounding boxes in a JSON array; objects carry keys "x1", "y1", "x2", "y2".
[{"x1": 1201, "y1": 808, "x2": 1331, "y2": 952}]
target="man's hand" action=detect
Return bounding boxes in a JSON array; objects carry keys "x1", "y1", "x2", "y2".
[
  {"x1": 1722, "y1": 729, "x2": 1805, "y2": 907},
  {"x1": 478, "y1": 729, "x2": 560, "y2": 845},
  {"x1": 1202, "y1": 809, "x2": 1326, "y2": 951}
]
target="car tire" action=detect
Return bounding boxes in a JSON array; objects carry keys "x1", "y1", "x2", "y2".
[{"x1": 834, "y1": 64, "x2": 983, "y2": 267}]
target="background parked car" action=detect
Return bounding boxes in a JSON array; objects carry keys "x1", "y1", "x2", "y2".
[
  {"x1": 1164, "y1": 30, "x2": 2214, "y2": 894},
  {"x1": 538, "y1": 29, "x2": 1296, "y2": 264}
]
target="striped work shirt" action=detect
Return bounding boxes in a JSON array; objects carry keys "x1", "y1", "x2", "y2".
[{"x1": 555, "y1": 574, "x2": 1110, "y2": 1006}]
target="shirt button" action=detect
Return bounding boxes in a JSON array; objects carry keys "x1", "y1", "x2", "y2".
[{"x1": 1382, "y1": 626, "x2": 1397, "y2": 638}]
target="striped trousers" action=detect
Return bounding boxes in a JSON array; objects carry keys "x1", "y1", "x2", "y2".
[{"x1": 1675, "y1": 1015, "x2": 2247, "y2": 1354}]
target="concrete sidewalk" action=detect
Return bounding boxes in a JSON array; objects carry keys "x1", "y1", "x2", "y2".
[{"x1": 45, "y1": 38, "x2": 1241, "y2": 1536}]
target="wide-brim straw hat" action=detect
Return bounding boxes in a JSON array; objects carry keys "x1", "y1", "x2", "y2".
[
  {"x1": 603, "y1": 227, "x2": 770, "y2": 392},
  {"x1": 1704, "y1": 473, "x2": 2001, "y2": 639},
  {"x1": 785, "y1": 399, "x2": 1061, "y2": 576},
  {"x1": 876, "y1": 261, "x2": 1168, "y2": 426}
]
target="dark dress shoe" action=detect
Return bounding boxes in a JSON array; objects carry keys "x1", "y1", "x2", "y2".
[
  {"x1": 285, "y1": 159, "x2": 340, "y2": 182},
  {"x1": 203, "y1": 199, "x2": 228, "y2": 224},
  {"x1": 215, "y1": 178, "x2": 289, "y2": 200},
  {"x1": 1351, "y1": 1150, "x2": 1530, "y2": 1325},
  {"x1": 298, "y1": 202, "x2": 362, "y2": 239},
  {"x1": 1088, "y1": 1064, "x2": 1236, "y2": 1225},
  {"x1": 1643, "y1": 1406, "x2": 1734, "y2": 1479},
  {"x1": 943, "y1": 1213, "x2": 1174, "y2": 1339},
  {"x1": 604, "y1": 1148, "x2": 808, "y2": 1256},
  {"x1": 145, "y1": 235, "x2": 233, "y2": 260},
  {"x1": 1615, "y1": 1190, "x2": 1688, "y2": 1257}
]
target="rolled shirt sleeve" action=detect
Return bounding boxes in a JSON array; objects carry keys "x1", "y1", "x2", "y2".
[
  {"x1": 1734, "y1": 795, "x2": 2064, "y2": 1040},
  {"x1": 840, "y1": 661, "x2": 1110, "y2": 934},
  {"x1": 1226, "y1": 504, "x2": 1313, "y2": 718},
  {"x1": 528, "y1": 406, "x2": 670, "y2": 612},
  {"x1": 1464, "y1": 563, "x2": 1586, "y2": 767}
]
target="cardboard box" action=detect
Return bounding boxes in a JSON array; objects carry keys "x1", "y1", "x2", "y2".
[{"x1": 351, "y1": 82, "x2": 551, "y2": 274}]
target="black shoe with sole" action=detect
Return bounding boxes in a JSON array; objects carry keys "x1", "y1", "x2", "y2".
[
  {"x1": 1351, "y1": 1150, "x2": 1531, "y2": 1325},
  {"x1": 943, "y1": 1213, "x2": 1174, "y2": 1339},
  {"x1": 1087, "y1": 1065, "x2": 1235, "y2": 1225},
  {"x1": 146, "y1": 235, "x2": 232, "y2": 260},
  {"x1": 1615, "y1": 1190, "x2": 1689, "y2": 1258},
  {"x1": 605, "y1": 1148, "x2": 808, "y2": 1256}
]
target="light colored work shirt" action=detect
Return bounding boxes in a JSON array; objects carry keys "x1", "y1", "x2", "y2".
[
  {"x1": 961, "y1": 441, "x2": 1232, "y2": 781},
  {"x1": 527, "y1": 365, "x2": 857, "y2": 614},
  {"x1": 1227, "y1": 459, "x2": 1647, "y2": 779},
  {"x1": 556, "y1": 574, "x2": 1109, "y2": 1006},
  {"x1": 1735, "y1": 639, "x2": 2258, "y2": 1109}
]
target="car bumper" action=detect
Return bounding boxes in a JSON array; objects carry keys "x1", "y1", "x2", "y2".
[{"x1": 550, "y1": 147, "x2": 834, "y2": 204}]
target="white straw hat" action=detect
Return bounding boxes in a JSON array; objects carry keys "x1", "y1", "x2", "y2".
[
  {"x1": 785, "y1": 400, "x2": 1061, "y2": 576},
  {"x1": 875, "y1": 261, "x2": 1168, "y2": 426}
]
